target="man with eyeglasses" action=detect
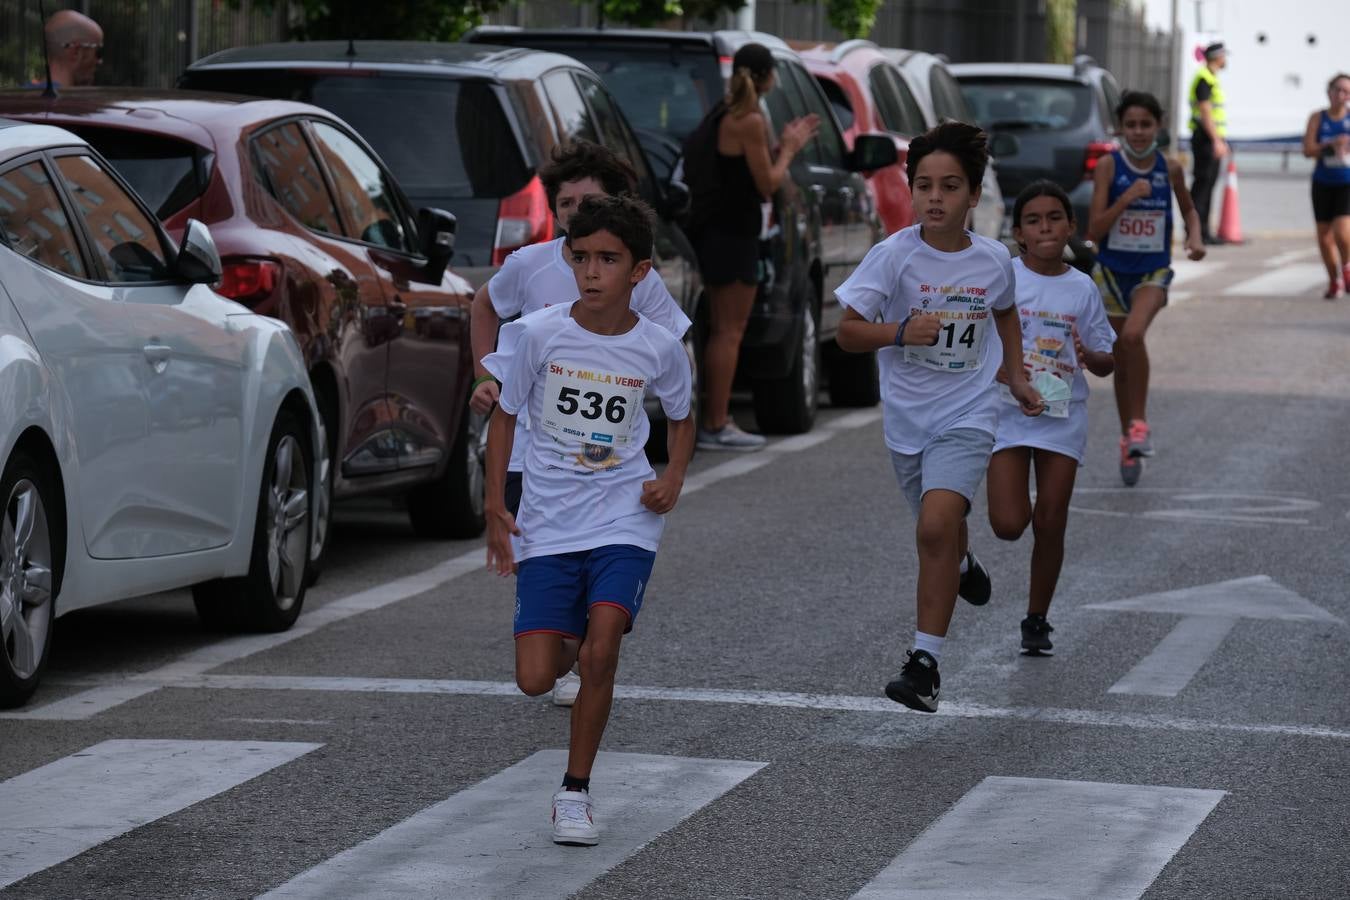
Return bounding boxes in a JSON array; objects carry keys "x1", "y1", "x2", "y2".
[{"x1": 40, "y1": 9, "x2": 103, "y2": 87}]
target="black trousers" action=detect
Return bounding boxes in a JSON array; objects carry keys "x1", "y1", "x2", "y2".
[{"x1": 1191, "y1": 135, "x2": 1222, "y2": 238}]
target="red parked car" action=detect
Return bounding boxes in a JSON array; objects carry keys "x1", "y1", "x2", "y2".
[
  {"x1": 0, "y1": 88, "x2": 486, "y2": 565},
  {"x1": 793, "y1": 40, "x2": 915, "y2": 235}
]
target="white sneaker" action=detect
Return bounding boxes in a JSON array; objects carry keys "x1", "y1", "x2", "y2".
[
  {"x1": 552, "y1": 669, "x2": 581, "y2": 707},
  {"x1": 696, "y1": 422, "x2": 767, "y2": 451},
  {"x1": 551, "y1": 789, "x2": 598, "y2": 845}
]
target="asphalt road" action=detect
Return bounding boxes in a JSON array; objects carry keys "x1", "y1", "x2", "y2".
[{"x1": 2, "y1": 237, "x2": 1348, "y2": 899}]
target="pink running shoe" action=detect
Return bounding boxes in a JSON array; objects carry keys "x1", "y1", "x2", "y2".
[
  {"x1": 1125, "y1": 419, "x2": 1154, "y2": 458},
  {"x1": 1325, "y1": 280, "x2": 1343, "y2": 301},
  {"x1": 1119, "y1": 438, "x2": 1142, "y2": 487}
]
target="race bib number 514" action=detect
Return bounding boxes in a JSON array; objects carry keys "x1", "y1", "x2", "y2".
[
  {"x1": 540, "y1": 362, "x2": 644, "y2": 447},
  {"x1": 904, "y1": 308, "x2": 988, "y2": 372}
]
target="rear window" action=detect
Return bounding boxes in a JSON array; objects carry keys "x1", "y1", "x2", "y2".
[
  {"x1": 68, "y1": 127, "x2": 211, "y2": 220},
  {"x1": 961, "y1": 78, "x2": 1094, "y2": 132},
  {"x1": 492, "y1": 42, "x2": 723, "y2": 141},
  {"x1": 180, "y1": 69, "x2": 531, "y2": 200}
]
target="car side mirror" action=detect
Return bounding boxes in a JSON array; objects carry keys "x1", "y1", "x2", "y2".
[
  {"x1": 175, "y1": 218, "x2": 222, "y2": 285},
  {"x1": 990, "y1": 131, "x2": 1020, "y2": 158},
  {"x1": 848, "y1": 133, "x2": 899, "y2": 172},
  {"x1": 418, "y1": 207, "x2": 456, "y2": 284},
  {"x1": 663, "y1": 179, "x2": 691, "y2": 221}
]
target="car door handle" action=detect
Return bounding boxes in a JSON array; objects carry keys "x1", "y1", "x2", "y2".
[{"x1": 143, "y1": 342, "x2": 172, "y2": 374}]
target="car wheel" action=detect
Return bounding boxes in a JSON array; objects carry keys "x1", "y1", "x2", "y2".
[
  {"x1": 0, "y1": 451, "x2": 58, "y2": 709},
  {"x1": 407, "y1": 406, "x2": 487, "y2": 539},
  {"x1": 193, "y1": 410, "x2": 312, "y2": 632},
  {"x1": 304, "y1": 410, "x2": 334, "y2": 588},
  {"x1": 751, "y1": 299, "x2": 819, "y2": 434},
  {"x1": 824, "y1": 338, "x2": 880, "y2": 408},
  {"x1": 646, "y1": 333, "x2": 700, "y2": 463}
]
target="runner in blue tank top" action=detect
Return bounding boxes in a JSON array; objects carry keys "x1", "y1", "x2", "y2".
[
  {"x1": 1087, "y1": 91, "x2": 1204, "y2": 487},
  {"x1": 1302, "y1": 73, "x2": 1350, "y2": 299}
]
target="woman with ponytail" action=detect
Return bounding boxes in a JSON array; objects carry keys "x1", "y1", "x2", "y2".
[{"x1": 683, "y1": 42, "x2": 819, "y2": 450}]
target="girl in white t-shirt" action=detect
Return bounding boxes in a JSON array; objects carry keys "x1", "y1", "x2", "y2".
[{"x1": 988, "y1": 182, "x2": 1116, "y2": 654}]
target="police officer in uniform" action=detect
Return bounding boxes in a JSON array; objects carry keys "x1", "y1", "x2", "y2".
[{"x1": 1189, "y1": 41, "x2": 1229, "y2": 245}]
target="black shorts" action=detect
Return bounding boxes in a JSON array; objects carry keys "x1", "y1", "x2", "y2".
[
  {"x1": 1312, "y1": 180, "x2": 1350, "y2": 223},
  {"x1": 695, "y1": 229, "x2": 759, "y2": 286},
  {"x1": 505, "y1": 470, "x2": 523, "y2": 517}
]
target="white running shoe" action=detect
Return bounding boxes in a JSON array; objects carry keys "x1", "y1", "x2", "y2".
[
  {"x1": 552, "y1": 668, "x2": 581, "y2": 707},
  {"x1": 551, "y1": 789, "x2": 599, "y2": 846},
  {"x1": 696, "y1": 422, "x2": 767, "y2": 451}
]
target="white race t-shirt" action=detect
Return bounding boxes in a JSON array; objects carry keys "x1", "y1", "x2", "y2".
[
  {"x1": 488, "y1": 237, "x2": 692, "y2": 472},
  {"x1": 835, "y1": 225, "x2": 1016, "y2": 454},
  {"x1": 993, "y1": 258, "x2": 1117, "y2": 462},
  {"x1": 482, "y1": 303, "x2": 692, "y2": 561}
]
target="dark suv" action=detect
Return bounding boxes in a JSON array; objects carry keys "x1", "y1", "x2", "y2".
[
  {"x1": 0, "y1": 88, "x2": 485, "y2": 558},
  {"x1": 466, "y1": 27, "x2": 897, "y2": 431},
  {"x1": 952, "y1": 57, "x2": 1122, "y2": 260},
  {"x1": 180, "y1": 42, "x2": 701, "y2": 320}
]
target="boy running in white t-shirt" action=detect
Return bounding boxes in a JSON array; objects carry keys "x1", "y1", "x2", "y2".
[
  {"x1": 469, "y1": 141, "x2": 691, "y2": 706},
  {"x1": 482, "y1": 195, "x2": 694, "y2": 847},
  {"x1": 987, "y1": 182, "x2": 1116, "y2": 654},
  {"x1": 837, "y1": 122, "x2": 1044, "y2": 712}
]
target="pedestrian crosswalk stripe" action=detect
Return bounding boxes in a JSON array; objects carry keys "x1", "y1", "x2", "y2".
[
  {"x1": 261, "y1": 750, "x2": 765, "y2": 899},
  {"x1": 1225, "y1": 262, "x2": 1327, "y2": 296},
  {"x1": 852, "y1": 776, "x2": 1225, "y2": 900},
  {"x1": 0, "y1": 739, "x2": 321, "y2": 890}
]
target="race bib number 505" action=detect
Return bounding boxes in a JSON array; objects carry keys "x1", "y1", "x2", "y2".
[{"x1": 540, "y1": 362, "x2": 644, "y2": 447}]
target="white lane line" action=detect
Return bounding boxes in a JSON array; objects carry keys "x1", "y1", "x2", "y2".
[
  {"x1": 6, "y1": 408, "x2": 883, "y2": 722},
  {"x1": 1167, "y1": 260, "x2": 1223, "y2": 291},
  {"x1": 1265, "y1": 247, "x2": 1318, "y2": 268},
  {"x1": 0, "y1": 548, "x2": 485, "y2": 721},
  {"x1": 851, "y1": 776, "x2": 1225, "y2": 900},
  {"x1": 683, "y1": 408, "x2": 881, "y2": 496},
  {"x1": 0, "y1": 739, "x2": 320, "y2": 890},
  {"x1": 1225, "y1": 262, "x2": 1328, "y2": 296},
  {"x1": 136, "y1": 673, "x2": 1350, "y2": 742},
  {"x1": 1107, "y1": 616, "x2": 1240, "y2": 697},
  {"x1": 261, "y1": 750, "x2": 764, "y2": 899}
]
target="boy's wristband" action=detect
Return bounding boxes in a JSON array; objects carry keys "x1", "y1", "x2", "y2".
[
  {"x1": 894, "y1": 315, "x2": 912, "y2": 347},
  {"x1": 472, "y1": 374, "x2": 498, "y2": 390}
]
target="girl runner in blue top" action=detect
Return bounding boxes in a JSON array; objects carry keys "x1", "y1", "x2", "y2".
[
  {"x1": 1087, "y1": 90, "x2": 1205, "y2": 487},
  {"x1": 1302, "y1": 73, "x2": 1350, "y2": 299}
]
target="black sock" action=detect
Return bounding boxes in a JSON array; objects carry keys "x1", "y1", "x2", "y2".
[{"x1": 562, "y1": 772, "x2": 590, "y2": 793}]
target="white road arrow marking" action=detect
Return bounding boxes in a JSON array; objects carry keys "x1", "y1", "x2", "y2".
[
  {"x1": 0, "y1": 739, "x2": 321, "y2": 889},
  {"x1": 1087, "y1": 576, "x2": 1342, "y2": 697},
  {"x1": 852, "y1": 776, "x2": 1225, "y2": 900}
]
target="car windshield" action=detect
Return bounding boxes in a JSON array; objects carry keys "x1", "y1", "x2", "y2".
[
  {"x1": 68, "y1": 127, "x2": 210, "y2": 220},
  {"x1": 494, "y1": 41, "x2": 723, "y2": 141},
  {"x1": 960, "y1": 78, "x2": 1093, "y2": 132}
]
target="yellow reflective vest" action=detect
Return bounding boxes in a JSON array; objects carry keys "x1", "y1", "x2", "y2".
[{"x1": 1188, "y1": 67, "x2": 1227, "y2": 137}]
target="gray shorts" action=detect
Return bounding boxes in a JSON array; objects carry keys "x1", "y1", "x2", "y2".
[{"x1": 890, "y1": 428, "x2": 995, "y2": 517}]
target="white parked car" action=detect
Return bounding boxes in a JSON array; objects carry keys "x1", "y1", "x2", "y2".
[{"x1": 0, "y1": 119, "x2": 326, "y2": 708}]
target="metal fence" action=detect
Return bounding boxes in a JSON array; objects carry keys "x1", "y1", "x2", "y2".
[{"x1": 0, "y1": 0, "x2": 287, "y2": 89}]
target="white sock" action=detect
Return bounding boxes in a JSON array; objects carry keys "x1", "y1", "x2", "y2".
[
  {"x1": 959, "y1": 552, "x2": 971, "y2": 574},
  {"x1": 913, "y1": 631, "x2": 944, "y2": 661}
]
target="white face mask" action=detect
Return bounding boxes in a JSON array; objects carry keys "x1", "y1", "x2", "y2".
[{"x1": 1124, "y1": 139, "x2": 1159, "y2": 161}]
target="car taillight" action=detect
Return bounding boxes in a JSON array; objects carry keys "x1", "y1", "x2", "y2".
[
  {"x1": 1083, "y1": 140, "x2": 1119, "y2": 179},
  {"x1": 492, "y1": 175, "x2": 553, "y2": 266},
  {"x1": 217, "y1": 258, "x2": 281, "y2": 306},
  {"x1": 718, "y1": 54, "x2": 733, "y2": 80}
]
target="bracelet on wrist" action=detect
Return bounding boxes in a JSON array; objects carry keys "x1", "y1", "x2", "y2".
[
  {"x1": 472, "y1": 373, "x2": 497, "y2": 390},
  {"x1": 894, "y1": 315, "x2": 911, "y2": 347}
]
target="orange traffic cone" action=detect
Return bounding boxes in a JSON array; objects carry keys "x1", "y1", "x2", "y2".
[{"x1": 1217, "y1": 157, "x2": 1243, "y2": 243}]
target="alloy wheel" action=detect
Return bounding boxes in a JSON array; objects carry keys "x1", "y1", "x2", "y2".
[
  {"x1": 265, "y1": 436, "x2": 309, "y2": 611},
  {"x1": 0, "y1": 479, "x2": 52, "y2": 680}
]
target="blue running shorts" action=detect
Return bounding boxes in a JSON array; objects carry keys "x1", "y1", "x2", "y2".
[
  {"x1": 1091, "y1": 263, "x2": 1173, "y2": 317},
  {"x1": 514, "y1": 544, "x2": 656, "y2": 639}
]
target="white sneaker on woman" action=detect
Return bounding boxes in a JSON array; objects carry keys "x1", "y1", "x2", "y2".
[{"x1": 696, "y1": 422, "x2": 767, "y2": 451}]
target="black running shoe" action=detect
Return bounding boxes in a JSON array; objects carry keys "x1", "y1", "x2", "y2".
[
  {"x1": 884, "y1": 650, "x2": 941, "y2": 712},
  {"x1": 958, "y1": 551, "x2": 991, "y2": 606},
  {"x1": 1020, "y1": 614, "x2": 1054, "y2": 654}
]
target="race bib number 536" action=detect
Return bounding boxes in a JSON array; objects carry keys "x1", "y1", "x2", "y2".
[{"x1": 540, "y1": 362, "x2": 644, "y2": 447}]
